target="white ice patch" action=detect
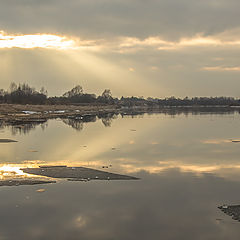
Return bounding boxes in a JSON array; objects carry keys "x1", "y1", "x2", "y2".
[
  {"x1": 22, "y1": 111, "x2": 39, "y2": 114},
  {"x1": 54, "y1": 110, "x2": 66, "y2": 113}
]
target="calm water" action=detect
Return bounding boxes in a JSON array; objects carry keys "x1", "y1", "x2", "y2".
[{"x1": 1, "y1": 111, "x2": 240, "y2": 239}]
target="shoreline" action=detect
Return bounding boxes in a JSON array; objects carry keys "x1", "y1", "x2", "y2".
[
  {"x1": 0, "y1": 104, "x2": 239, "y2": 123},
  {"x1": 0, "y1": 104, "x2": 119, "y2": 122}
]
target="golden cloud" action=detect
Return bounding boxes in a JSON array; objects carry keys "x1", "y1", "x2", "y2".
[
  {"x1": 2, "y1": 30, "x2": 240, "y2": 52},
  {"x1": 0, "y1": 31, "x2": 99, "y2": 50},
  {"x1": 0, "y1": 31, "x2": 77, "y2": 49}
]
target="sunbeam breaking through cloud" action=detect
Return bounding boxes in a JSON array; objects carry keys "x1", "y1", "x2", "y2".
[{"x1": 0, "y1": 31, "x2": 76, "y2": 49}]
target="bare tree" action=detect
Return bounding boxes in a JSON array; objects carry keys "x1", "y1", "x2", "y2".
[
  {"x1": 102, "y1": 89, "x2": 112, "y2": 99},
  {"x1": 9, "y1": 82, "x2": 17, "y2": 93},
  {"x1": 40, "y1": 87, "x2": 48, "y2": 96},
  {"x1": 0, "y1": 89, "x2": 5, "y2": 96},
  {"x1": 63, "y1": 85, "x2": 83, "y2": 98}
]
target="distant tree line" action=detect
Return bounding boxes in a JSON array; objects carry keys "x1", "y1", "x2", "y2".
[
  {"x1": 0, "y1": 83, "x2": 47, "y2": 104},
  {"x1": 1, "y1": 82, "x2": 240, "y2": 106},
  {"x1": 0, "y1": 83, "x2": 115, "y2": 105},
  {"x1": 148, "y1": 96, "x2": 240, "y2": 106}
]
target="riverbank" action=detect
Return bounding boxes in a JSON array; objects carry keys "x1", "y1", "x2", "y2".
[
  {"x1": 0, "y1": 104, "x2": 239, "y2": 123},
  {"x1": 0, "y1": 104, "x2": 120, "y2": 122}
]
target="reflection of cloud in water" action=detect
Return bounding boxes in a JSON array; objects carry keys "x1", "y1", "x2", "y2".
[
  {"x1": 201, "y1": 139, "x2": 231, "y2": 144},
  {"x1": 0, "y1": 170, "x2": 240, "y2": 239},
  {"x1": 1, "y1": 112, "x2": 240, "y2": 180},
  {"x1": 117, "y1": 159, "x2": 240, "y2": 178},
  {"x1": 120, "y1": 161, "x2": 226, "y2": 174},
  {"x1": 2, "y1": 111, "x2": 240, "y2": 237}
]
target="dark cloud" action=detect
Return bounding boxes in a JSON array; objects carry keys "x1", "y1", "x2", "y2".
[{"x1": 1, "y1": 0, "x2": 240, "y2": 40}]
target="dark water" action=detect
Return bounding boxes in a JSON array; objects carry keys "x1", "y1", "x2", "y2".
[{"x1": 1, "y1": 111, "x2": 240, "y2": 239}]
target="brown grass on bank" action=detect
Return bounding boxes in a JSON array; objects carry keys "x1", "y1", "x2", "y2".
[
  {"x1": 0, "y1": 104, "x2": 119, "y2": 122},
  {"x1": 0, "y1": 104, "x2": 117, "y2": 114}
]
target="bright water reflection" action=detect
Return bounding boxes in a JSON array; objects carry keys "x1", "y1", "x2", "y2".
[{"x1": 0, "y1": 111, "x2": 240, "y2": 239}]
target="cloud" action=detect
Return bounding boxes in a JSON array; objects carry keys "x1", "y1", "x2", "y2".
[
  {"x1": 113, "y1": 34, "x2": 240, "y2": 52},
  {"x1": 1, "y1": 0, "x2": 240, "y2": 41},
  {"x1": 1, "y1": 169, "x2": 240, "y2": 240},
  {"x1": 0, "y1": 31, "x2": 99, "y2": 50},
  {"x1": 128, "y1": 67, "x2": 135, "y2": 72},
  {"x1": 202, "y1": 66, "x2": 240, "y2": 72},
  {"x1": 201, "y1": 139, "x2": 231, "y2": 144},
  {"x1": 2, "y1": 30, "x2": 240, "y2": 53}
]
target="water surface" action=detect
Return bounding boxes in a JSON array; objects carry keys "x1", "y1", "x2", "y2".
[{"x1": 1, "y1": 111, "x2": 240, "y2": 239}]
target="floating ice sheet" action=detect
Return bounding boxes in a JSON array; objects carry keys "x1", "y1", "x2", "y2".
[
  {"x1": 0, "y1": 139, "x2": 17, "y2": 143},
  {"x1": 21, "y1": 166, "x2": 139, "y2": 181},
  {"x1": 218, "y1": 205, "x2": 240, "y2": 222}
]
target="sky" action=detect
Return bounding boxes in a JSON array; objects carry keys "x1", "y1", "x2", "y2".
[{"x1": 0, "y1": 0, "x2": 240, "y2": 98}]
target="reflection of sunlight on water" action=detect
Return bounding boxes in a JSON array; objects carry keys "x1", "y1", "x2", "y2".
[{"x1": 0, "y1": 164, "x2": 39, "y2": 180}]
